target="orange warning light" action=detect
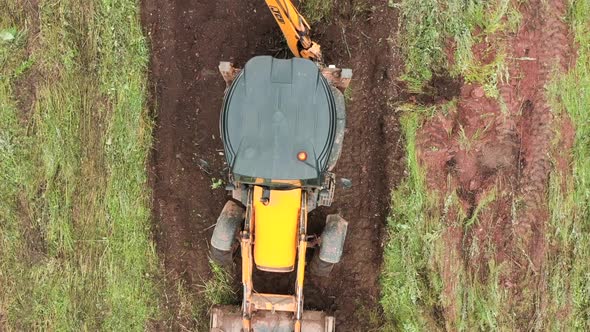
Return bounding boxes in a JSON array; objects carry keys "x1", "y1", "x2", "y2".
[{"x1": 297, "y1": 151, "x2": 308, "y2": 161}]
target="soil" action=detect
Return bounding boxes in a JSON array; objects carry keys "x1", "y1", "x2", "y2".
[
  {"x1": 415, "y1": 0, "x2": 574, "y2": 328},
  {"x1": 13, "y1": 0, "x2": 40, "y2": 122},
  {"x1": 141, "y1": 0, "x2": 403, "y2": 330}
]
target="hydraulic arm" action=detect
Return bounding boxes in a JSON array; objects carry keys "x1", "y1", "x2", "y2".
[{"x1": 264, "y1": 0, "x2": 322, "y2": 61}]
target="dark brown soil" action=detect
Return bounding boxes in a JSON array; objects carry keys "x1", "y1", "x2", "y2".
[
  {"x1": 415, "y1": 0, "x2": 574, "y2": 328},
  {"x1": 141, "y1": 0, "x2": 403, "y2": 330}
]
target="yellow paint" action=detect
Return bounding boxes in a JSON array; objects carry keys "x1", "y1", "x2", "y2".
[
  {"x1": 296, "y1": 239, "x2": 307, "y2": 287},
  {"x1": 263, "y1": 0, "x2": 321, "y2": 60},
  {"x1": 253, "y1": 186, "x2": 301, "y2": 271}
]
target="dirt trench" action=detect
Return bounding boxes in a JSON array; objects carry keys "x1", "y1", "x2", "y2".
[
  {"x1": 141, "y1": 0, "x2": 403, "y2": 330},
  {"x1": 415, "y1": 0, "x2": 574, "y2": 328}
]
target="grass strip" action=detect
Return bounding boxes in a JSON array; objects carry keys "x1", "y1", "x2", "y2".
[
  {"x1": 385, "y1": 0, "x2": 590, "y2": 330},
  {"x1": 0, "y1": 0, "x2": 159, "y2": 329},
  {"x1": 394, "y1": 0, "x2": 519, "y2": 93},
  {"x1": 380, "y1": 112, "x2": 443, "y2": 331},
  {"x1": 545, "y1": 1, "x2": 590, "y2": 329},
  {"x1": 299, "y1": 0, "x2": 334, "y2": 24}
]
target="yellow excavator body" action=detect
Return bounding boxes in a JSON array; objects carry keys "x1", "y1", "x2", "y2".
[
  {"x1": 209, "y1": 1, "x2": 353, "y2": 330},
  {"x1": 253, "y1": 186, "x2": 301, "y2": 272}
]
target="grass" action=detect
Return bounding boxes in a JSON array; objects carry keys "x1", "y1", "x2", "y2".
[
  {"x1": 203, "y1": 262, "x2": 236, "y2": 305},
  {"x1": 384, "y1": 0, "x2": 590, "y2": 330},
  {"x1": 300, "y1": 0, "x2": 374, "y2": 23},
  {"x1": 381, "y1": 110, "x2": 509, "y2": 330},
  {"x1": 300, "y1": 0, "x2": 334, "y2": 24},
  {"x1": 394, "y1": 0, "x2": 519, "y2": 93},
  {"x1": 2, "y1": 1, "x2": 247, "y2": 330},
  {"x1": 456, "y1": 125, "x2": 485, "y2": 152},
  {"x1": 0, "y1": 0, "x2": 160, "y2": 329},
  {"x1": 544, "y1": 0, "x2": 590, "y2": 329},
  {"x1": 380, "y1": 112, "x2": 444, "y2": 331},
  {"x1": 457, "y1": 260, "x2": 506, "y2": 331},
  {"x1": 381, "y1": 1, "x2": 523, "y2": 328},
  {"x1": 168, "y1": 261, "x2": 235, "y2": 331}
]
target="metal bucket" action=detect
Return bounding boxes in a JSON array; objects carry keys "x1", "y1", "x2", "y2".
[{"x1": 210, "y1": 306, "x2": 335, "y2": 332}]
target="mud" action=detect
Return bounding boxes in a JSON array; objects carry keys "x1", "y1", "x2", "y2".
[
  {"x1": 415, "y1": 0, "x2": 573, "y2": 327},
  {"x1": 141, "y1": 0, "x2": 403, "y2": 330},
  {"x1": 13, "y1": 0, "x2": 40, "y2": 122}
]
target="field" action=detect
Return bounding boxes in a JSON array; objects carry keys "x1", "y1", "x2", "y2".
[
  {"x1": 0, "y1": 0, "x2": 588, "y2": 331},
  {"x1": 381, "y1": 0, "x2": 590, "y2": 330},
  {"x1": 0, "y1": 0, "x2": 157, "y2": 329}
]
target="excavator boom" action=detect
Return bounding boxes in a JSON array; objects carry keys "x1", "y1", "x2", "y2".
[{"x1": 264, "y1": 0, "x2": 322, "y2": 61}]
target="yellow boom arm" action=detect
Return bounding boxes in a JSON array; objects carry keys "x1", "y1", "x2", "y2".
[{"x1": 264, "y1": 0, "x2": 322, "y2": 61}]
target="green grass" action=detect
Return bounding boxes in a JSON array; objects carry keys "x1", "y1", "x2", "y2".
[
  {"x1": 385, "y1": 0, "x2": 590, "y2": 330},
  {"x1": 380, "y1": 1, "x2": 524, "y2": 329},
  {"x1": 0, "y1": 0, "x2": 160, "y2": 329},
  {"x1": 167, "y1": 261, "x2": 235, "y2": 331},
  {"x1": 203, "y1": 262, "x2": 236, "y2": 305},
  {"x1": 381, "y1": 111, "x2": 510, "y2": 331},
  {"x1": 457, "y1": 260, "x2": 506, "y2": 331},
  {"x1": 394, "y1": 0, "x2": 519, "y2": 93},
  {"x1": 545, "y1": 1, "x2": 590, "y2": 329},
  {"x1": 380, "y1": 112, "x2": 444, "y2": 331},
  {"x1": 300, "y1": 0, "x2": 374, "y2": 23},
  {"x1": 300, "y1": 0, "x2": 334, "y2": 24}
]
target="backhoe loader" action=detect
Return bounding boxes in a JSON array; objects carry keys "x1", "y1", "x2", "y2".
[{"x1": 209, "y1": 1, "x2": 352, "y2": 331}]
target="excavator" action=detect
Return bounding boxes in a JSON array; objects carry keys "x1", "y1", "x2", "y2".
[{"x1": 209, "y1": 1, "x2": 352, "y2": 331}]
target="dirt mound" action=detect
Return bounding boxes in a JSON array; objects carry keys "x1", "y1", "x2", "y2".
[
  {"x1": 141, "y1": 0, "x2": 403, "y2": 329},
  {"x1": 415, "y1": 0, "x2": 573, "y2": 327}
]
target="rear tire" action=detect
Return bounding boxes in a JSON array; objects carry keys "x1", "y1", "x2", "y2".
[
  {"x1": 210, "y1": 246, "x2": 233, "y2": 268},
  {"x1": 309, "y1": 249, "x2": 334, "y2": 277}
]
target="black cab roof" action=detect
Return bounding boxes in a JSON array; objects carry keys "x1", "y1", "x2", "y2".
[{"x1": 220, "y1": 56, "x2": 336, "y2": 185}]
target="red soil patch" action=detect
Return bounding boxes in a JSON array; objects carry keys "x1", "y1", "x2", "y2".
[
  {"x1": 141, "y1": 0, "x2": 404, "y2": 329},
  {"x1": 416, "y1": 0, "x2": 573, "y2": 327}
]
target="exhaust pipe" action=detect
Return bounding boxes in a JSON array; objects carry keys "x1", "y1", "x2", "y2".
[{"x1": 210, "y1": 306, "x2": 335, "y2": 332}]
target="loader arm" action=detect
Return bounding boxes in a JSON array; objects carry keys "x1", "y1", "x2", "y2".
[{"x1": 264, "y1": 0, "x2": 322, "y2": 61}]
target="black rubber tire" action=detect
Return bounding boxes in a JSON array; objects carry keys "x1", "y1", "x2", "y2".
[
  {"x1": 309, "y1": 249, "x2": 335, "y2": 277},
  {"x1": 210, "y1": 246, "x2": 234, "y2": 268}
]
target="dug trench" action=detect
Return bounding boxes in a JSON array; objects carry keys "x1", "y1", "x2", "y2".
[{"x1": 142, "y1": 0, "x2": 403, "y2": 330}]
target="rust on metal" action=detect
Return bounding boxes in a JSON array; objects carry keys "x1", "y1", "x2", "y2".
[
  {"x1": 321, "y1": 66, "x2": 352, "y2": 94},
  {"x1": 218, "y1": 61, "x2": 241, "y2": 86},
  {"x1": 210, "y1": 305, "x2": 335, "y2": 332},
  {"x1": 220, "y1": 61, "x2": 352, "y2": 94},
  {"x1": 251, "y1": 293, "x2": 297, "y2": 312}
]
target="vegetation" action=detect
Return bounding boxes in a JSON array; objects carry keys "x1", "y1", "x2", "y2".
[
  {"x1": 383, "y1": 0, "x2": 590, "y2": 330},
  {"x1": 300, "y1": 0, "x2": 373, "y2": 25},
  {"x1": 380, "y1": 112, "x2": 444, "y2": 331},
  {"x1": 381, "y1": 110, "x2": 510, "y2": 331},
  {"x1": 393, "y1": 0, "x2": 519, "y2": 93},
  {"x1": 300, "y1": 0, "x2": 334, "y2": 24},
  {"x1": 204, "y1": 262, "x2": 236, "y2": 305},
  {"x1": 381, "y1": 0, "x2": 522, "y2": 328},
  {"x1": 545, "y1": 0, "x2": 590, "y2": 329},
  {"x1": 0, "y1": 1, "x2": 257, "y2": 330},
  {"x1": 169, "y1": 261, "x2": 235, "y2": 330},
  {"x1": 0, "y1": 0, "x2": 159, "y2": 329}
]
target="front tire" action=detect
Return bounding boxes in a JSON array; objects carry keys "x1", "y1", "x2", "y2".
[{"x1": 210, "y1": 200, "x2": 244, "y2": 269}]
